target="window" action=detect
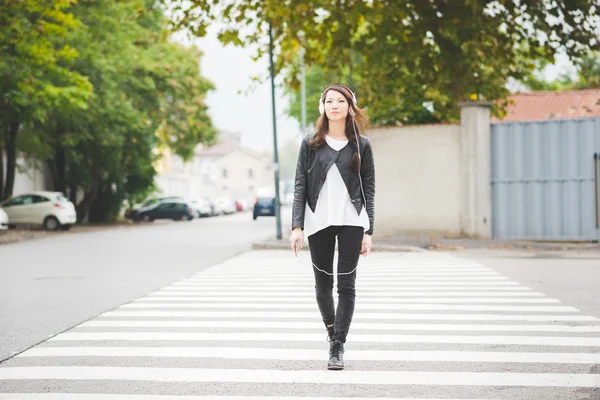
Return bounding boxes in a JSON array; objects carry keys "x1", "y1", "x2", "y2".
[
  {"x1": 32, "y1": 195, "x2": 50, "y2": 204},
  {"x1": 155, "y1": 202, "x2": 176, "y2": 210},
  {"x1": 3, "y1": 196, "x2": 25, "y2": 207},
  {"x1": 4, "y1": 195, "x2": 35, "y2": 207},
  {"x1": 248, "y1": 168, "x2": 253, "y2": 178},
  {"x1": 223, "y1": 168, "x2": 228, "y2": 178}
]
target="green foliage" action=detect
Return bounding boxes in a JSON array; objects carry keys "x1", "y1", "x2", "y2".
[
  {"x1": 1, "y1": 0, "x2": 216, "y2": 222},
  {"x1": 282, "y1": 63, "x2": 338, "y2": 129},
  {"x1": 166, "y1": 0, "x2": 600, "y2": 124},
  {"x1": 0, "y1": 0, "x2": 92, "y2": 200},
  {"x1": 522, "y1": 52, "x2": 600, "y2": 91}
]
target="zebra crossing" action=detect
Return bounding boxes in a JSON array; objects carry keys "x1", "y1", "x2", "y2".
[{"x1": 1, "y1": 249, "x2": 599, "y2": 399}]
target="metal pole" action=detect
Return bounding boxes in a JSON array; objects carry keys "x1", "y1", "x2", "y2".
[
  {"x1": 269, "y1": 22, "x2": 282, "y2": 240},
  {"x1": 300, "y1": 46, "x2": 307, "y2": 132}
]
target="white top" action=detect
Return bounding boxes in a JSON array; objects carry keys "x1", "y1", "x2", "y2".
[{"x1": 303, "y1": 135, "x2": 370, "y2": 241}]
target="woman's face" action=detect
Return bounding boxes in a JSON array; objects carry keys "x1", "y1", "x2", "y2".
[{"x1": 324, "y1": 89, "x2": 350, "y2": 121}]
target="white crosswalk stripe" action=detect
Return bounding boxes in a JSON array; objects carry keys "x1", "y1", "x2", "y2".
[{"x1": 1, "y1": 250, "x2": 599, "y2": 399}]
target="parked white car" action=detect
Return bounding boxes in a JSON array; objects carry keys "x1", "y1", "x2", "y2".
[
  {"x1": 0, "y1": 208, "x2": 8, "y2": 230},
  {"x1": 216, "y1": 198, "x2": 236, "y2": 215},
  {"x1": 188, "y1": 198, "x2": 212, "y2": 217},
  {"x1": 0, "y1": 191, "x2": 77, "y2": 231}
]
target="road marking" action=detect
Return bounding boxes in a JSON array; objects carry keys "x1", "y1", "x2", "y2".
[
  {"x1": 194, "y1": 269, "x2": 495, "y2": 276},
  {"x1": 48, "y1": 332, "x2": 600, "y2": 346},
  {"x1": 174, "y1": 277, "x2": 512, "y2": 284},
  {"x1": 18, "y1": 347, "x2": 600, "y2": 364},
  {"x1": 136, "y1": 297, "x2": 562, "y2": 304},
  {"x1": 119, "y1": 302, "x2": 579, "y2": 312},
  {"x1": 187, "y1": 272, "x2": 502, "y2": 280},
  {"x1": 1, "y1": 367, "x2": 599, "y2": 387},
  {"x1": 170, "y1": 282, "x2": 523, "y2": 288},
  {"x1": 159, "y1": 285, "x2": 534, "y2": 292},
  {"x1": 148, "y1": 291, "x2": 547, "y2": 297},
  {"x1": 99, "y1": 310, "x2": 599, "y2": 321},
  {"x1": 78, "y1": 320, "x2": 600, "y2": 332}
]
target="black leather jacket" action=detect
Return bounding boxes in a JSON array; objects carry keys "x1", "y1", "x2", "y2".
[{"x1": 292, "y1": 133, "x2": 375, "y2": 235}]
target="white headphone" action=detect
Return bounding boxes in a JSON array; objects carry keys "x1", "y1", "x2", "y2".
[{"x1": 318, "y1": 85, "x2": 357, "y2": 117}]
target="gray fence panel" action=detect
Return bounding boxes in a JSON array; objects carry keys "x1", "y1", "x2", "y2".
[{"x1": 491, "y1": 117, "x2": 600, "y2": 241}]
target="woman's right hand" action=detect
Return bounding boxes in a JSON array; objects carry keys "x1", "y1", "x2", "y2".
[{"x1": 289, "y1": 227, "x2": 304, "y2": 255}]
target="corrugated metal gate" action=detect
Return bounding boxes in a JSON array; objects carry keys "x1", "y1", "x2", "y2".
[{"x1": 491, "y1": 117, "x2": 600, "y2": 241}]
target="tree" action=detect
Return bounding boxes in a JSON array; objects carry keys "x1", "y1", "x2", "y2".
[
  {"x1": 283, "y1": 63, "x2": 441, "y2": 128},
  {"x1": 522, "y1": 52, "x2": 600, "y2": 91},
  {"x1": 166, "y1": 0, "x2": 600, "y2": 124},
  {"x1": 282, "y1": 64, "x2": 338, "y2": 130},
  {"x1": 0, "y1": 0, "x2": 92, "y2": 201},
  {"x1": 34, "y1": 0, "x2": 216, "y2": 222}
]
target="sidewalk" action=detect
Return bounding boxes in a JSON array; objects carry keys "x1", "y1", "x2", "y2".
[{"x1": 252, "y1": 230, "x2": 600, "y2": 253}]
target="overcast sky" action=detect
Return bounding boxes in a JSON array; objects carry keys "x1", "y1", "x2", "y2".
[
  {"x1": 178, "y1": 26, "x2": 577, "y2": 153},
  {"x1": 178, "y1": 26, "x2": 302, "y2": 153}
]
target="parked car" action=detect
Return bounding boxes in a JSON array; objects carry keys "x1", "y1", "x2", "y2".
[
  {"x1": 140, "y1": 196, "x2": 183, "y2": 208},
  {"x1": 128, "y1": 200, "x2": 195, "y2": 222},
  {"x1": 0, "y1": 208, "x2": 8, "y2": 230},
  {"x1": 125, "y1": 196, "x2": 183, "y2": 219},
  {"x1": 235, "y1": 199, "x2": 249, "y2": 212},
  {"x1": 188, "y1": 198, "x2": 212, "y2": 217},
  {"x1": 0, "y1": 191, "x2": 77, "y2": 231},
  {"x1": 253, "y1": 196, "x2": 276, "y2": 220},
  {"x1": 216, "y1": 198, "x2": 236, "y2": 215}
]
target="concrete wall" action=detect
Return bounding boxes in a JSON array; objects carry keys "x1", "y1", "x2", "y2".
[
  {"x1": 2, "y1": 152, "x2": 51, "y2": 197},
  {"x1": 369, "y1": 124, "x2": 462, "y2": 237}
]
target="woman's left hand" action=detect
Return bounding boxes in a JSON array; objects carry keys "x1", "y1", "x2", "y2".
[{"x1": 361, "y1": 234, "x2": 372, "y2": 257}]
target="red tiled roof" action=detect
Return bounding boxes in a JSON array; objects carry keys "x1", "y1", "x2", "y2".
[{"x1": 491, "y1": 89, "x2": 600, "y2": 123}]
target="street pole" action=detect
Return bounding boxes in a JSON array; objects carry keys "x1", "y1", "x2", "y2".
[{"x1": 268, "y1": 22, "x2": 282, "y2": 240}]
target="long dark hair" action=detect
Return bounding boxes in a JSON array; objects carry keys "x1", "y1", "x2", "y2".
[{"x1": 310, "y1": 85, "x2": 369, "y2": 171}]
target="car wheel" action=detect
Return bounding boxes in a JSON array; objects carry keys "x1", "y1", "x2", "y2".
[
  {"x1": 143, "y1": 215, "x2": 153, "y2": 222},
  {"x1": 43, "y1": 216, "x2": 60, "y2": 231},
  {"x1": 60, "y1": 224, "x2": 72, "y2": 231}
]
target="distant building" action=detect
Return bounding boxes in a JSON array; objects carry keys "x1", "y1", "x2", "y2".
[{"x1": 154, "y1": 131, "x2": 274, "y2": 200}]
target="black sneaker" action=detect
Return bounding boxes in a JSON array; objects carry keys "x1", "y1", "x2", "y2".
[{"x1": 327, "y1": 340, "x2": 344, "y2": 370}]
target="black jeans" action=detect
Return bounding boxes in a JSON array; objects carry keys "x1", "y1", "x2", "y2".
[{"x1": 308, "y1": 225, "x2": 364, "y2": 343}]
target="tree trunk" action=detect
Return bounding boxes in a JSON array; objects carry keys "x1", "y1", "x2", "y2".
[
  {"x1": 0, "y1": 139, "x2": 5, "y2": 202},
  {"x1": 69, "y1": 184, "x2": 75, "y2": 202},
  {"x1": 3, "y1": 120, "x2": 19, "y2": 200},
  {"x1": 76, "y1": 186, "x2": 98, "y2": 223},
  {"x1": 47, "y1": 147, "x2": 67, "y2": 193}
]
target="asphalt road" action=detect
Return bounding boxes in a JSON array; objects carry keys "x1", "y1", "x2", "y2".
[
  {"x1": 0, "y1": 207, "x2": 291, "y2": 362},
  {"x1": 1, "y1": 210, "x2": 599, "y2": 399},
  {"x1": 452, "y1": 248, "x2": 600, "y2": 320}
]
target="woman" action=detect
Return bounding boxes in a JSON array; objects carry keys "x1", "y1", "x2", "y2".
[{"x1": 289, "y1": 84, "x2": 375, "y2": 370}]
